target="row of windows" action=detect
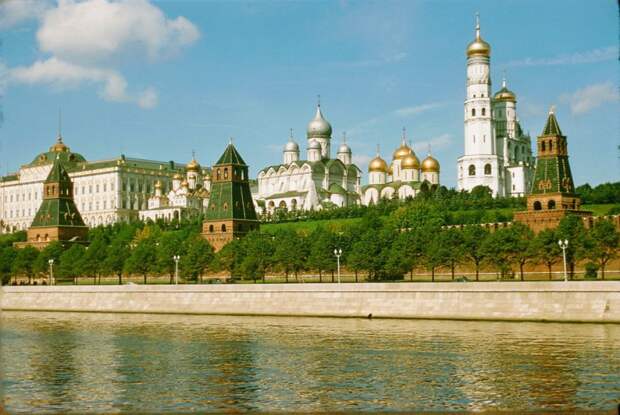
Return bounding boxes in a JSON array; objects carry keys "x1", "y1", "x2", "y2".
[
  {"x1": 470, "y1": 108, "x2": 487, "y2": 117},
  {"x1": 3, "y1": 192, "x2": 39, "y2": 203},
  {"x1": 78, "y1": 182, "x2": 115, "y2": 195},
  {"x1": 5, "y1": 208, "x2": 33, "y2": 218},
  {"x1": 468, "y1": 164, "x2": 493, "y2": 176}
]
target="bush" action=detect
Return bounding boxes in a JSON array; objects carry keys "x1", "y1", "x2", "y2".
[{"x1": 584, "y1": 262, "x2": 599, "y2": 280}]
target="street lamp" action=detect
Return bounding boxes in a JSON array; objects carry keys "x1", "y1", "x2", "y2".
[
  {"x1": 173, "y1": 255, "x2": 180, "y2": 285},
  {"x1": 48, "y1": 259, "x2": 54, "y2": 286},
  {"x1": 333, "y1": 248, "x2": 342, "y2": 284},
  {"x1": 558, "y1": 239, "x2": 569, "y2": 282}
]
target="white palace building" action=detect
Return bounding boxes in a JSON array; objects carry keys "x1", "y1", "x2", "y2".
[
  {"x1": 0, "y1": 132, "x2": 210, "y2": 233},
  {"x1": 456, "y1": 17, "x2": 534, "y2": 197}
]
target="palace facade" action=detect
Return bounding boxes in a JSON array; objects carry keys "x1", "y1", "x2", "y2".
[
  {"x1": 0, "y1": 132, "x2": 208, "y2": 233},
  {"x1": 456, "y1": 17, "x2": 534, "y2": 197}
]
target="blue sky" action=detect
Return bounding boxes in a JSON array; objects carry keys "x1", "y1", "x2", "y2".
[{"x1": 1, "y1": 0, "x2": 618, "y2": 188}]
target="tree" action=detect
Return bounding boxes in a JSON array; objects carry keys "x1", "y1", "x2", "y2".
[
  {"x1": 587, "y1": 219, "x2": 620, "y2": 279},
  {"x1": 181, "y1": 236, "x2": 214, "y2": 283},
  {"x1": 104, "y1": 235, "x2": 130, "y2": 284},
  {"x1": 462, "y1": 226, "x2": 489, "y2": 281},
  {"x1": 33, "y1": 241, "x2": 65, "y2": 278},
  {"x1": 481, "y1": 227, "x2": 520, "y2": 280},
  {"x1": 156, "y1": 232, "x2": 185, "y2": 283},
  {"x1": 557, "y1": 216, "x2": 590, "y2": 279},
  {"x1": 58, "y1": 244, "x2": 86, "y2": 283},
  {"x1": 0, "y1": 246, "x2": 17, "y2": 285},
  {"x1": 440, "y1": 228, "x2": 465, "y2": 280},
  {"x1": 12, "y1": 246, "x2": 39, "y2": 284},
  {"x1": 272, "y1": 229, "x2": 307, "y2": 282},
  {"x1": 510, "y1": 223, "x2": 536, "y2": 280},
  {"x1": 307, "y1": 227, "x2": 336, "y2": 282},
  {"x1": 240, "y1": 231, "x2": 275, "y2": 282},
  {"x1": 83, "y1": 234, "x2": 108, "y2": 284},
  {"x1": 124, "y1": 238, "x2": 157, "y2": 284},
  {"x1": 531, "y1": 229, "x2": 562, "y2": 280}
]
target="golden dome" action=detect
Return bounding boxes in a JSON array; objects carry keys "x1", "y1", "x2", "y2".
[
  {"x1": 173, "y1": 173, "x2": 183, "y2": 180},
  {"x1": 401, "y1": 153, "x2": 420, "y2": 169},
  {"x1": 187, "y1": 158, "x2": 200, "y2": 172},
  {"x1": 393, "y1": 143, "x2": 412, "y2": 160},
  {"x1": 368, "y1": 156, "x2": 388, "y2": 173},
  {"x1": 181, "y1": 179, "x2": 189, "y2": 187},
  {"x1": 421, "y1": 155, "x2": 440, "y2": 173},
  {"x1": 494, "y1": 79, "x2": 516, "y2": 102},
  {"x1": 466, "y1": 19, "x2": 490, "y2": 58},
  {"x1": 49, "y1": 135, "x2": 69, "y2": 153},
  {"x1": 154, "y1": 180, "x2": 162, "y2": 189}
]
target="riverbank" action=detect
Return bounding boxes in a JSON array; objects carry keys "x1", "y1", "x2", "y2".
[{"x1": 2, "y1": 281, "x2": 620, "y2": 323}]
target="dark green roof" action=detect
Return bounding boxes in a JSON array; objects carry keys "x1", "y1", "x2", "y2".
[
  {"x1": 29, "y1": 149, "x2": 86, "y2": 167},
  {"x1": 45, "y1": 156, "x2": 72, "y2": 183},
  {"x1": 216, "y1": 144, "x2": 246, "y2": 166},
  {"x1": 531, "y1": 156, "x2": 575, "y2": 195},
  {"x1": 206, "y1": 181, "x2": 257, "y2": 221},
  {"x1": 542, "y1": 112, "x2": 563, "y2": 136}
]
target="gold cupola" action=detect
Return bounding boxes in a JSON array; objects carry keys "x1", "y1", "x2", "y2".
[
  {"x1": 401, "y1": 153, "x2": 420, "y2": 169},
  {"x1": 392, "y1": 128, "x2": 413, "y2": 160},
  {"x1": 466, "y1": 14, "x2": 491, "y2": 58},
  {"x1": 421, "y1": 154, "x2": 440, "y2": 173},
  {"x1": 187, "y1": 157, "x2": 201, "y2": 172},
  {"x1": 154, "y1": 180, "x2": 162, "y2": 189},
  {"x1": 368, "y1": 153, "x2": 388, "y2": 173},
  {"x1": 49, "y1": 134, "x2": 69, "y2": 153},
  {"x1": 494, "y1": 77, "x2": 517, "y2": 102}
]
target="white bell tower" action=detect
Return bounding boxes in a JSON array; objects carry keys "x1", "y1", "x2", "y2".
[{"x1": 457, "y1": 14, "x2": 503, "y2": 197}]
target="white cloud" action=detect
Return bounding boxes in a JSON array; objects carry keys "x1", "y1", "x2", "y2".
[
  {"x1": 352, "y1": 154, "x2": 373, "y2": 167},
  {"x1": 394, "y1": 102, "x2": 444, "y2": 117},
  {"x1": 6, "y1": 0, "x2": 200, "y2": 108},
  {"x1": 413, "y1": 133, "x2": 452, "y2": 153},
  {"x1": 506, "y1": 46, "x2": 617, "y2": 68},
  {"x1": 0, "y1": 0, "x2": 52, "y2": 29},
  {"x1": 560, "y1": 81, "x2": 619, "y2": 115}
]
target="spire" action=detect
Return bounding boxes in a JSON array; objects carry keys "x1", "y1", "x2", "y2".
[
  {"x1": 289, "y1": 128, "x2": 294, "y2": 140},
  {"x1": 317, "y1": 94, "x2": 321, "y2": 107},
  {"x1": 342, "y1": 131, "x2": 347, "y2": 143},
  {"x1": 502, "y1": 70, "x2": 507, "y2": 89},
  {"x1": 475, "y1": 12, "x2": 480, "y2": 39},
  {"x1": 376, "y1": 144, "x2": 380, "y2": 156},
  {"x1": 542, "y1": 106, "x2": 563, "y2": 136},
  {"x1": 428, "y1": 143, "x2": 432, "y2": 156},
  {"x1": 401, "y1": 127, "x2": 407, "y2": 145},
  {"x1": 57, "y1": 108, "x2": 63, "y2": 141}
]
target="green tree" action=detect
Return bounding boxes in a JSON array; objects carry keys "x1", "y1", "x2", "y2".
[
  {"x1": 441, "y1": 228, "x2": 465, "y2": 280},
  {"x1": 240, "y1": 231, "x2": 275, "y2": 282},
  {"x1": 307, "y1": 227, "x2": 336, "y2": 282},
  {"x1": 83, "y1": 234, "x2": 108, "y2": 284},
  {"x1": 213, "y1": 239, "x2": 244, "y2": 281},
  {"x1": 531, "y1": 229, "x2": 562, "y2": 280},
  {"x1": 462, "y1": 226, "x2": 490, "y2": 281},
  {"x1": 481, "y1": 227, "x2": 519, "y2": 280},
  {"x1": 272, "y1": 229, "x2": 307, "y2": 282},
  {"x1": 0, "y1": 246, "x2": 17, "y2": 285},
  {"x1": 124, "y1": 238, "x2": 157, "y2": 284},
  {"x1": 587, "y1": 219, "x2": 620, "y2": 279},
  {"x1": 156, "y1": 232, "x2": 185, "y2": 283},
  {"x1": 181, "y1": 235, "x2": 214, "y2": 283},
  {"x1": 33, "y1": 241, "x2": 65, "y2": 277},
  {"x1": 557, "y1": 216, "x2": 590, "y2": 279},
  {"x1": 12, "y1": 246, "x2": 39, "y2": 284},
  {"x1": 58, "y1": 244, "x2": 86, "y2": 283},
  {"x1": 510, "y1": 223, "x2": 536, "y2": 280},
  {"x1": 103, "y1": 235, "x2": 130, "y2": 284}
]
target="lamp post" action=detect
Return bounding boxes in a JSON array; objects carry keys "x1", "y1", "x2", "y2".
[
  {"x1": 173, "y1": 255, "x2": 180, "y2": 285},
  {"x1": 48, "y1": 259, "x2": 54, "y2": 286},
  {"x1": 558, "y1": 239, "x2": 569, "y2": 282},
  {"x1": 333, "y1": 248, "x2": 342, "y2": 284}
]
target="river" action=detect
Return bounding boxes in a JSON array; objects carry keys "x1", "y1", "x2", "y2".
[{"x1": 1, "y1": 311, "x2": 619, "y2": 412}]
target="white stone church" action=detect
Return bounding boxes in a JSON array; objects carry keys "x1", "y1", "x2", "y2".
[{"x1": 456, "y1": 17, "x2": 535, "y2": 197}]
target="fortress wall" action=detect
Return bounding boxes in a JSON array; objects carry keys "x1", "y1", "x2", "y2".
[{"x1": 1, "y1": 282, "x2": 619, "y2": 323}]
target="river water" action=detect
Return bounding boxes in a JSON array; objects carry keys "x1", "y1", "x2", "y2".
[{"x1": 1, "y1": 311, "x2": 619, "y2": 413}]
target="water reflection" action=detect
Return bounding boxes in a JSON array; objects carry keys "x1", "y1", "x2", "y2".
[{"x1": 1, "y1": 312, "x2": 619, "y2": 412}]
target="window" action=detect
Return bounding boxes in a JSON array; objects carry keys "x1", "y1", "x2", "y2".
[
  {"x1": 548, "y1": 200, "x2": 556, "y2": 210},
  {"x1": 548, "y1": 141, "x2": 553, "y2": 151},
  {"x1": 221, "y1": 224, "x2": 226, "y2": 232},
  {"x1": 209, "y1": 225, "x2": 214, "y2": 232},
  {"x1": 468, "y1": 165, "x2": 476, "y2": 176},
  {"x1": 482, "y1": 108, "x2": 486, "y2": 116},
  {"x1": 541, "y1": 142, "x2": 546, "y2": 152},
  {"x1": 533, "y1": 201, "x2": 542, "y2": 211},
  {"x1": 484, "y1": 164, "x2": 492, "y2": 175},
  {"x1": 471, "y1": 108, "x2": 476, "y2": 117},
  {"x1": 224, "y1": 168, "x2": 229, "y2": 179},
  {"x1": 216, "y1": 169, "x2": 221, "y2": 180}
]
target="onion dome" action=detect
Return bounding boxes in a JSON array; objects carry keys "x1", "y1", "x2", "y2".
[
  {"x1": 368, "y1": 155, "x2": 388, "y2": 173},
  {"x1": 154, "y1": 180, "x2": 162, "y2": 189},
  {"x1": 494, "y1": 78, "x2": 516, "y2": 102},
  {"x1": 466, "y1": 16, "x2": 491, "y2": 58},
  {"x1": 173, "y1": 173, "x2": 183, "y2": 180},
  {"x1": 187, "y1": 157, "x2": 201, "y2": 172},
  {"x1": 181, "y1": 179, "x2": 189, "y2": 188},
  {"x1": 401, "y1": 153, "x2": 420, "y2": 169},
  {"x1": 421, "y1": 155, "x2": 440, "y2": 173},
  {"x1": 307, "y1": 104, "x2": 332, "y2": 138},
  {"x1": 393, "y1": 129, "x2": 413, "y2": 160},
  {"x1": 308, "y1": 139, "x2": 321, "y2": 150},
  {"x1": 284, "y1": 129, "x2": 300, "y2": 152},
  {"x1": 337, "y1": 132, "x2": 351, "y2": 154}
]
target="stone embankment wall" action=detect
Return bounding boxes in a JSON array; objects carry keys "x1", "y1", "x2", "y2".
[{"x1": 1, "y1": 282, "x2": 619, "y2": 323}]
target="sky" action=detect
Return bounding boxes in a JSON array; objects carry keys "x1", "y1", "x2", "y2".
[{"x1": 0, "y1": 0, "x2": 618, "y2": 188}]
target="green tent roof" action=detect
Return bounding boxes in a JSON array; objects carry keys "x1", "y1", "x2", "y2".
[
  {"x1": 216, "y1": 143, "x2": 246, "y2": 166},
  {"x1": 542, "y1": 112, "x2": 563, "y2": 136}
]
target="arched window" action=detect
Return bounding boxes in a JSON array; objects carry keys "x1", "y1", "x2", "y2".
[
  {"x1": 471, "y1": 108, "x2": 476, "y2": 117},
  {"x1": 533, "y1": 201, "x2": 542, "y2": 211},
  {"x1": 548, "y1": 200, "x2": 556, "y2": 210},
  {"x1": 481, "y1": 108, "x2": 486, "y2": 116},
  {"x1": 216, "y1": 169, "x2": 221, "y2": 180},
  {"x1": 484, "y1": 164, "x2": 492, "y2": 175},
  {"x1": 548, "y1": 141, "x2": 553, "y2": 152},
  {"x1": 541, "y1": 142, "x2": 546, "y2": 152},
  {"x1": 221, "y1": 224, "x2": 227, "y2": 232},
  {"x1": 224, "y1": 168, "x2": 229, "y2": 179},
  {"x1": 468, "y1": 165, "x2": 476, "y2": 176}
]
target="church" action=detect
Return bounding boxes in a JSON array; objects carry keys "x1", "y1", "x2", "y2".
[
  {"x1": 362, "y1": 129, "x2": 440, "y2": 205},
  {"x1": 255, "y1": 104, "x2": 362, "y2": 214},
  {"x1": 457, "y1": 17, "x2": 535, "y2": 197}
]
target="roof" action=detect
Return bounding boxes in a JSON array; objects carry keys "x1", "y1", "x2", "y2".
[
  {"x1": 362, "y1": 180, "x2": 424, "y2": 192},
  {"x1": 531, "y1": 156, "x2": 575, "y2": 195},
  {"x1": 216, "y1": 143, "x2": 246, "y2": 166},
  {"x1": 542, "y1": 112, "x2": 563, "y2": 136},
  {"x1": 45, "y1": 156, "x2": 71, "y2": 183}
]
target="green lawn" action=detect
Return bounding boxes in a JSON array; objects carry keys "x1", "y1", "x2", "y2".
[{"x1": 582, "y1": 204, "x2": 619, "y2": 216}]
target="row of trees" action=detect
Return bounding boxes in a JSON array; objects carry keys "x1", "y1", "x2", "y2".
[{"x1": 576, "y1": 182, "x2": 620, "y2": 206}]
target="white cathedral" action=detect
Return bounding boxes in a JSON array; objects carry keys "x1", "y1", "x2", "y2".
[
  {"x1": 255, "y1": 104, "x2": 362, "y2": 214},
  {"x1": 457, "y1": 17, "x2": 534, "y2": 197}
]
